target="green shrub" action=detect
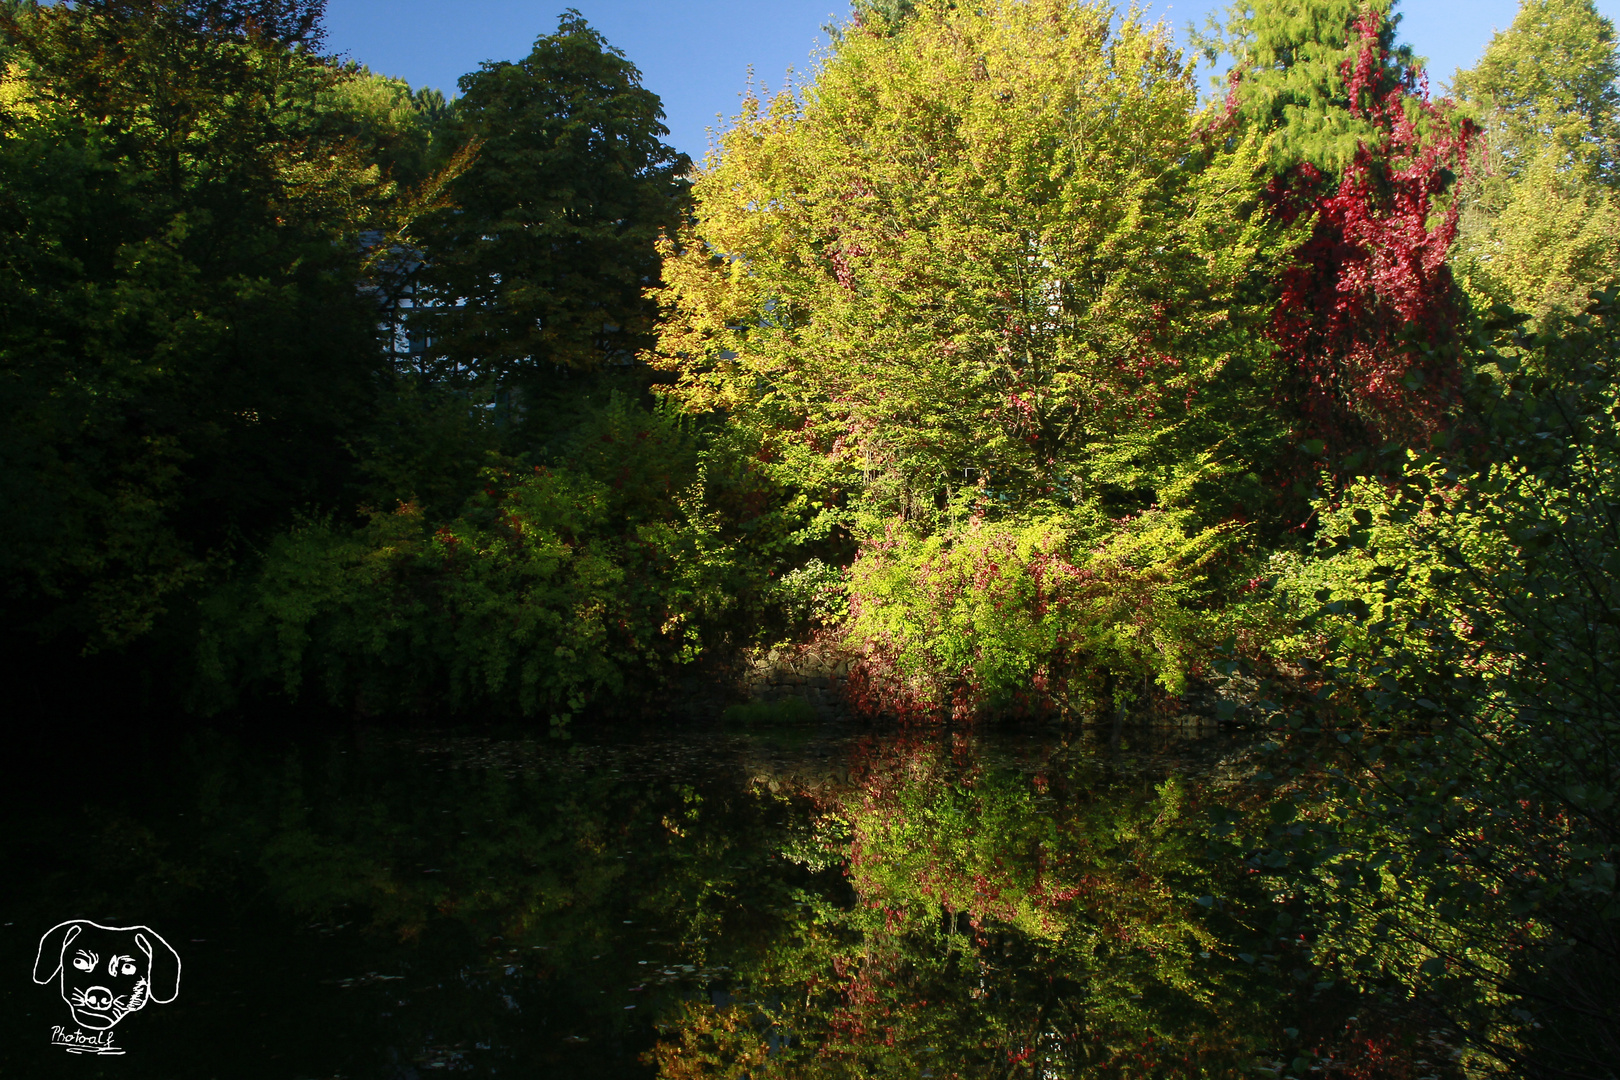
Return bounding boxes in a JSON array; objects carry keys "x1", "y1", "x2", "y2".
[
  {"x1": 195, "y1": 395, "x2": 803, "y2": 724},
  {"x1": 1251, "y1": 296, "x2": 1620, "y2": 1076}
]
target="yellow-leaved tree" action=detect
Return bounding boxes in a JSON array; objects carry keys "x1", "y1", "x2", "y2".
[
  {"x1": 1452, "y1": 0, "x2": 1620, "y2": 328},
  {"x1": 650, "y1": 0, "x2": 1294, "y2": 716}
]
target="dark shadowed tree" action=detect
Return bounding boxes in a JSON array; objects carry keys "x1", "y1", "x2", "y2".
[
  {"x1": 410, "y1": 10, "x2": 690, "y2": 401},
  {"x1": 71, "y1": 0, "x2": 329, "y2": 48},
  {"x1": 0, "y1": 0, "x2": 399, "y2": 650}
]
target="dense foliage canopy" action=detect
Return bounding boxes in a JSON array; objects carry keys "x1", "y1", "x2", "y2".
[
  {"x1": 0, "y1": 0, "x2": 399, "y2": 647},
  {"x1": 410, "y1": 11, "x2": 691, "y2": 390},
  {"x1": 3, "y1": 0, "x2": 1619, "y2": 1071},
  {"x1": 1452, "y1": 0, "x2": 1620, "y2": 327}
]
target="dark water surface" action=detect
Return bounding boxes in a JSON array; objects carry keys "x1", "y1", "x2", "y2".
[{"x1": 0, "y1": 717, "x2": 1385, "y2": 1079}]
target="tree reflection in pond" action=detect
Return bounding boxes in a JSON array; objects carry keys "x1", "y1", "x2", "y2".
[
  {"x1": 0, "y1": 724, "x2": 1451, "y2": 1078},
  {"x1": 651, "y1": 732, "x2": 1299, "y2": 1078}
]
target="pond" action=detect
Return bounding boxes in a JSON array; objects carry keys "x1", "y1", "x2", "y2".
[{"x1": 0, "y1": 716, "x2": 1456, "y2": 1078}]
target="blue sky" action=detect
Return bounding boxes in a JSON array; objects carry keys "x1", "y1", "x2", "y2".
[{"x1": 323, "y1": 1, "x2": 1620, "y2": 161}]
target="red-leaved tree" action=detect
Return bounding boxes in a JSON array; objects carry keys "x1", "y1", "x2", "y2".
[{"x1": 1259, "y1": 11, "x2": 1478, "y2": 451}]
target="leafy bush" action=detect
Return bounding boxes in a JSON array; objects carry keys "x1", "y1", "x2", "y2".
[
  {"x1": 843, "y1": 491, "x2": 1241, "y2": 721},
  {"x1": 1249, "y1": 295, "x2": 1620, "y2": 1076},
  {"x1": 196, "y1": 395, "x2": 801, "y2": 723},
  {"x1": 770, "y1": 559, "x2": 849, "y2": 634}
]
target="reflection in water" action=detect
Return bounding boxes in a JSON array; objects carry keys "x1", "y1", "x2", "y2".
[
  {"x1": 0, "y1": 722, "x2": 1454, "y2": 1078},
  {"x1": 654, "y1": 732, "x2": 1300, "y2": 1079}
]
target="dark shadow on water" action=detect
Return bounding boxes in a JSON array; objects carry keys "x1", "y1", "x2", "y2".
[{"x1": 0, "y1": 713, "x2": 1398, "y2": 1078}]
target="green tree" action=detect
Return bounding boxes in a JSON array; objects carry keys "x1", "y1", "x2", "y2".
[
  {"x1": 1451, "y1": 0, "x2": 1620, "y2": 327},
  {"x1": 660, "y1": 0, "x2": 1282, "y2": 528},
  {"x1": 411, "y1": 10, "x2": 690, "y2": 402},
  {"x1": 1201, "y1": 0, "x2": 1420, "y2": 172},
  {"x1": 1453, "y1": 0, "x2": 1620, "y2": 183},
  {"x1": 1251, "y1": 299, "x2": 1620, "y2": 1075},
  {"x1": 1202, "y1": 0, "x2": 1477, "y2": 451},
  {"x1": 315, "y1": 65, "x2": 453, "y2": 190},
  {"x1": 653, "y1": 0, "x2": 1294, "y2": 716},
  {"x1": 0, "y1": 0, "x2": 412, "y2": 653}
]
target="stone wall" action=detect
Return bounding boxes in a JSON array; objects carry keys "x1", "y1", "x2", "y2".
[{"x1": 742, "y1": 639, "x2": 854, "y2": 720}]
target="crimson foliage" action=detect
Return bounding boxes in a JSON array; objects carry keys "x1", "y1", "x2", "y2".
[{"x1": 1255, "y1": 11, "x2": 1478, "y2": 451}]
